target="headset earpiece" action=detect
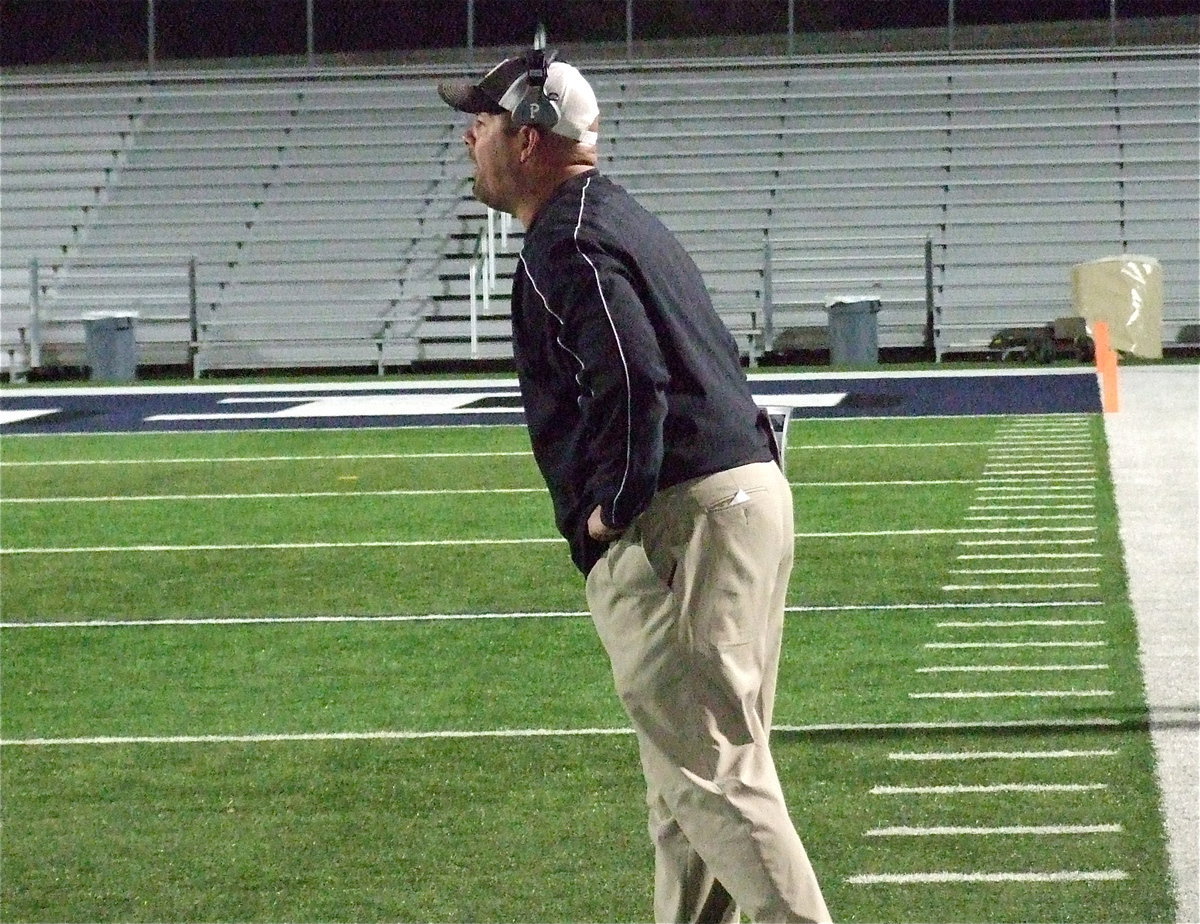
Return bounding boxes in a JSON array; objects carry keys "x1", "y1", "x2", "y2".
[{"x1": 513, "y1": 48, "x2": 561, "y2": 132}]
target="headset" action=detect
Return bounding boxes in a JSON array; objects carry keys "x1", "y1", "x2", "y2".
[{"x1": 512, "y1": 47, "x2": 561, "y2": 133}]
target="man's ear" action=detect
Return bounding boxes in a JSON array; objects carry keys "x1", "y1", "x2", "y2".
[{"x1": 517, "y1": 124, "x2": 542, "y2": 164}]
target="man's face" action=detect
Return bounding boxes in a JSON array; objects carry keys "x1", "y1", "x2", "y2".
[{"x1": 463, "y1": 112, "x2": 521, "y2": 214}]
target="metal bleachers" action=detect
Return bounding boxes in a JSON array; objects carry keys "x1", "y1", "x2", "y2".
[
  {"x1": 1, "y1": 77, "x2": 474, "y2": 376},
  {"x1": 590, "y1": 55, "x2": 1198, "y2": 358},
  {"x1": 2, "y1": 48, "x2": 1196, "y2": 377}
]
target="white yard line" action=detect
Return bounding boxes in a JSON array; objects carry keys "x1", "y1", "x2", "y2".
[
  {"x1": 967, "y1": 504, "x2": 1094, "y2": 510},
  {"x1": 908, "y1": 690, "x2": 1113, "y2": 699},
  {"x1": 0, "y1": 601, "x2": 1108, "y2": 630},
  {"x1": 3, "y1": 488, "x2": 548, "y2": 504},
  {"x1": 957, "y1": 552, "x2": 1102, "y2": 559},
  {"x1": 0, "y1": 526, "x2": 1102, "y2": 555},
  {"x1": 935, "y1": 619, "x2": 1105, "y2": 626},
  {"x1": 957, "y1": 539, "x2": 1097, "y2": 546},
  {"x1": 0, "y1": 451, "x2": 535, "y2": 467},
  {"x1": 942, "y1": 582, "x2": 1101, "y2": 590},
  {"x1": 915, "y1": 664, "x2": 1109, "y2": 673},
  {"x1": 0, "y1": 716, "x2": 1122, "y2": 748},
  {"x1": 0, "y1": 538, "x2": 566, "y2": 555},
  {"x1": 847, "y1": 870, "x2": 1128, "y2": 885},
  {"x1": 870, "y1": 783, "x2": 1108, "y2": 794},
  {"x1": 925, "y1": 641, "x2": 1106, "y2": 649},
  {"x1": 947, "y1": 567, "x2": 1101, "y2": 574},
  {"x1": 963, "y1": 515, "x2": 1097, "y2": 522},
  {"x1": 0, "y1": 479, "x2": 979, "y2": 504},
  {"x1": 866, "y1": 824, "x2": 1122, "y2": 836},
  {"x1": 890, "y1": 749, "x2": 1118, "y2": 761},
  {"x1": 0, "y1": 441, "x2": 1002, "y2": 469}
]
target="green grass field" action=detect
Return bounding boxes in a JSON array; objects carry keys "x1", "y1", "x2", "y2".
[{"x1": 0, "y1": 412, "x2": 1177, "y2": 923}]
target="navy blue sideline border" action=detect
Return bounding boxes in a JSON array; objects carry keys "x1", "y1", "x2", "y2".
[{"x1": 0, "y1": 369, "x2": 1101, "y2": 436}]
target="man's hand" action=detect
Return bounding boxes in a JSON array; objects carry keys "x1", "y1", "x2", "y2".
[{"x1": 588, "y1": 505, "x2": 623, "y2": 542}]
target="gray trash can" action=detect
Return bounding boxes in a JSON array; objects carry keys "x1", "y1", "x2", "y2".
[
  {"x1": 825, "y1": 297, "x2": 880, "y2": 366},
  {"x1": 84, "y1": 312, "x2": 138, "y2": 382}
]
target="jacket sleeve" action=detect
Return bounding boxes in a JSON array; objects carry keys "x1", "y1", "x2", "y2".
[{"x1": 550, "y1": 238, "x2": 668, "y2": 531}]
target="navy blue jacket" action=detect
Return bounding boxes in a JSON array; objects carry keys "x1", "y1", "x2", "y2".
[{"x1": 511, "y1": 170, "x2": 776, "y2": 574}]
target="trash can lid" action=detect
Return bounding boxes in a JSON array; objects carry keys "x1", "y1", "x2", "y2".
[{"x1": 824, "y1": 295, "x2": 881, "y2": 308}]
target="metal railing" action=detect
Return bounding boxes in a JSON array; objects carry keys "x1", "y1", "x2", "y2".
[
  {"x1": 466, "y1": 207, "x2": 513, "y2": 360},
  {"x1": 27, "y1": 255, "x2": 198, "y2": 372},
  {"x1": 762, "y1": 233, "x2": 938, "y2": 361}
]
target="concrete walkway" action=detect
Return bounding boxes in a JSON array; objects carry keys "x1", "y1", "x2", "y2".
[{"x1": 1104, "y1": 364, "x2": 1199, "y2": 924}]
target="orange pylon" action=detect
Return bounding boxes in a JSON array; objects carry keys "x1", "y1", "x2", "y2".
[{"x1": 1093, "y1": 321, "x2": 1119, "y2": 413}]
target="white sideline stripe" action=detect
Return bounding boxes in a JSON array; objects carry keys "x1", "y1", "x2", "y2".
[
  {"x1": 847, "y1": 870, "x2": 1128, "y2": 885},
  {"x1": 0, "y1": 526, "x2": 1100, "y2": 555},
  {"x1": 866, "y1": 824, "x2": 1122, "y2": 836},
  {"x1": 915, "y1": 664, "x2": 1109, "y2": 673},
  {"x1": 909, "y1": 690, "x2": 1113, "y2": 699},
  {"x1": 870, "y1": 783, "x2": 1109, "y2": 794},
  {"x1": 0, "y1": 717, "x2": 1122, "y2": 748},
  {"x1": 890, "y1": 749, "x2": 1118, "y2": 761}
]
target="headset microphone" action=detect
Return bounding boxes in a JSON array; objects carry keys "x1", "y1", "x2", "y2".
[{"x1": 513, "y1": 47, "x2": 561, "y2": 132}]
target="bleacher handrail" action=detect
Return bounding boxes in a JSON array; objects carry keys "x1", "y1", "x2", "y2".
[
  {"x1": 763, "y1": 231, "x2": 937, "y2": 361},
  {"x1": 25, "y1": 254, "x2": 198, "y2": 372}
]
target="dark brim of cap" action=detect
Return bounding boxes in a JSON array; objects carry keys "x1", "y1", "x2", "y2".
[{"x1": 438, "y1": 80, "x2": 506, "y2": 115}]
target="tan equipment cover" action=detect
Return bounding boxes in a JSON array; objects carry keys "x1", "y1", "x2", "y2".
[{"x1": 1071, "y1": 255, "x2": 1164, "y2": 359}]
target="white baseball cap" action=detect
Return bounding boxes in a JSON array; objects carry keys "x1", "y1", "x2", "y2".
[{"x1": 438, "y1": 52, "x2": 600, "y2": 147}]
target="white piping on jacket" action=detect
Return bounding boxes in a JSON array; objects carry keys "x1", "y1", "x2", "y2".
[{"x1": 515, "y1": 176, "x2": 638, "y2": 526}]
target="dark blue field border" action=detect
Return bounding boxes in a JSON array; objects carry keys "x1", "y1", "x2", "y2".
[{"x1": 0, "y1": 369, "x2": 1101, "y2": 436}]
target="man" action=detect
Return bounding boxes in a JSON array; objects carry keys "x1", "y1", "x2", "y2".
[{"x1": 438, "y1": 51, "x2": 831, "y2": 924}]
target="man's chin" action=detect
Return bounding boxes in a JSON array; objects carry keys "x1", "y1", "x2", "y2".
[{"x1": 472, "y1": 181, "x2": 505, "y2": 213}]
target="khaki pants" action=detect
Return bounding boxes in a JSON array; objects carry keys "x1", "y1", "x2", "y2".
[{"x1": 586, "y1": 462, "x2": 831, "y2": 924}]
